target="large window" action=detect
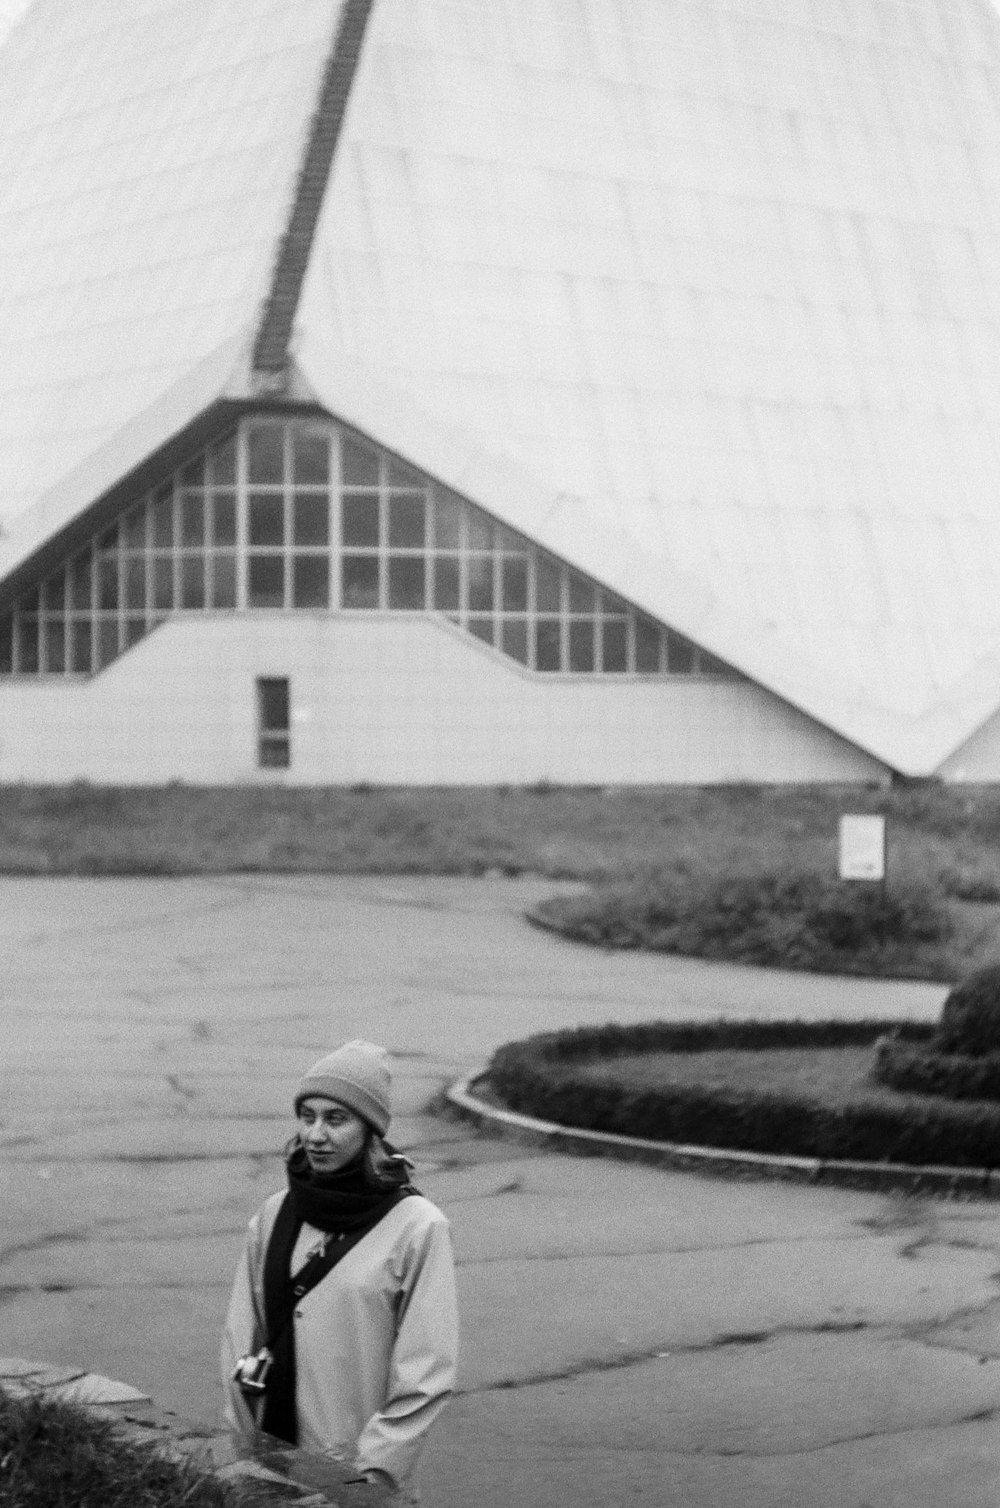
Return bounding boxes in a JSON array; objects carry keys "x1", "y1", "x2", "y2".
[{"x1": 0, "y1": 416, "x2": 737, "y2": 682}]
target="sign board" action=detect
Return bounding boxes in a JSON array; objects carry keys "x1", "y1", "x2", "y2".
[{"x1": 838, "y1": 815, "x2": 886, "y2": 881}]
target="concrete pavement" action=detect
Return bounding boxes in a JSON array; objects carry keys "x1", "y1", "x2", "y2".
[{"x1": 2, "y1": 874, "x2": 1000, "y2": 1506}]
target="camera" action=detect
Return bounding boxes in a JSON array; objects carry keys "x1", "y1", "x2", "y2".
[{"x1": 232, "y1": 1348, "x2": 273, "y2": 1395}]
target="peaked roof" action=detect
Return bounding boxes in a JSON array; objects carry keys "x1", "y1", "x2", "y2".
[
  {"x1": 3, "y1": 0, "x2": 1000, "y2": 778},
  {"x1": 291, "y1": 0, "x2": 1000, "y2": 776},
  {"x1": 0, "y1": 0, "x2": 350, "y2": 567}
]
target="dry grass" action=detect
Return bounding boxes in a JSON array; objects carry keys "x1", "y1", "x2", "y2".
[{"x1": 572, "y1": 1046, "x2": 891, "y2": 1110}]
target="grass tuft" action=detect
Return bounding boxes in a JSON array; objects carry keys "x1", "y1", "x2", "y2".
[{"x1": 0, "y1": 1387, "x2": 249, "y2": 1508}]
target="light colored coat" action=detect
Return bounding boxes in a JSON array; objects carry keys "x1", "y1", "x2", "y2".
[{"x1": 222, "y1": 1190, "x2": 458, "y2": 1496}]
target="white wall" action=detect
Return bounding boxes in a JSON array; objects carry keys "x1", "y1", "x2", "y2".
[{"x1": 0, "y1": 614, "x2": 888, "y2": 784}]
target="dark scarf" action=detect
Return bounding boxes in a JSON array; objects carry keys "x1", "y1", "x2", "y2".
[{"x1": 259, "y1": 1144, "x2": 414, "y2": 1443}]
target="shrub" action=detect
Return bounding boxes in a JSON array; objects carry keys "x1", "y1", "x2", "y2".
[
  {"x1": 935, "y1": 963, "x2": 1000, "y2": 1056},
  {"x1": 484, "y1": 1019, "x2": 1000, "y2": 1169},
  {"x1": 872, "y1": 1035, "x2": 1000, "y2": 1102},
  {"x1": 529, "y1": 871, "x2": 953, "y2": 977}
]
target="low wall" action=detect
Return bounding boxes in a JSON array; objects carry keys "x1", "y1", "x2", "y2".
[{"x1": 0, "y1": 1356, "x2": 391, "y2": 1506}]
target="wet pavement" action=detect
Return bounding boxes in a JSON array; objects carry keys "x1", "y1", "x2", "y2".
[{"x1": 3, "y1": 874, "x2": 1000, "y2": 1506}]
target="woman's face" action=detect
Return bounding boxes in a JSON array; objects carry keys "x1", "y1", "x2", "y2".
[{"x1": 298, "y1": 1097, "x2": 368, "y2": 1174}]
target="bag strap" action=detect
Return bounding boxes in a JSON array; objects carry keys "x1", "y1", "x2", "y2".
[{"x1": 261, "y1": 1189, "x2": 413, "y2": 1353}]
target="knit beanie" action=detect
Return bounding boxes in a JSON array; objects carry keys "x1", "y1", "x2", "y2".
[{"x1": 294, "y1": 1040, "x2": 392, "y2": 1136}]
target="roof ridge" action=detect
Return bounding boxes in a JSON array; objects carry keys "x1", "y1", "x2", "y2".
[{"x1": 252, "y1": 0, "x2": 376, "y2": 380}]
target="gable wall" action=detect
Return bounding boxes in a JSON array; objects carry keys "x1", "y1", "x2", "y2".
[{"x1": 0, "y1": 614, "x2": 887, "y2": 784}]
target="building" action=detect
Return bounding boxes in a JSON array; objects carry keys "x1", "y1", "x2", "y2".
[{"x1": 1, "y1": 0, "x2": 1000, "y2": 784}]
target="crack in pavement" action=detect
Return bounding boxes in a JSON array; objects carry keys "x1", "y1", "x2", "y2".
[{"x1": 458, "y1": 1319, "x2": 878, "y2": 1395}]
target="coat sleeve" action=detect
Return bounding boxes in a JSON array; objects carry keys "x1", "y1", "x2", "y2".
[
  {"x1": 353, "y1": 1211, "x2": 459, "y2": 1488},
  {"x1": 220, "y1": 1212, "x2": 268, "y2": 1438}
]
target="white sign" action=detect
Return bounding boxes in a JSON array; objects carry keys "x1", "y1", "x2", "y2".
[{"x1": 838, "y1": 815, "x2": 886, "y2": 881}]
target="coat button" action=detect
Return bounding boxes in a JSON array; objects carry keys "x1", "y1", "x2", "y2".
[{"x1": 295, "y1": 1310, "x2": 302, "y2": 1318}]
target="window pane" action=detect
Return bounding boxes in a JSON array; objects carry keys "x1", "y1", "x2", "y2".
[
  {"x1": 293, "y1": 493, "x2": 329, "y2": 546},
  {"x1": 211, "y1": 554, "x2": 237, "y2": 609},
  {"x1": 258, "y1": 677, "x2": 289, "y2": 731},
  {"x1": 21, "y1": 589, "x2": 39, "y2": 615},
  {"x1": 0, "y1": 615, "x2": 11, "y2": 673},
  {"x1": 466, "y1": 555, "x2": 494, "y2": 611},
  {"x1": 18, "y1": 619, "x2": 39, "y2": 673},
  {"x1": 601, "y1": 619, "x2": 628, "y2": 672},
  {"x1": 341, "y1": 435, "x2": 379, "y2": 486},
  {"x1": 96, "y1": 618, "x2": 119, "y2": 670},
  {"x1": 124, "y1": 617, "x2": 146, "y2": 650},
  {"x1": 293, "y1": 555, "x2": 329, "y2": 608},
  {"x1": 466, "y1": 512, "x2": 494, "y2": 550},
  {"x1": 699, "y1": 651, "x2": 731, "y2": 677},
  {"x1": 433, "y1": 489, "x2": 463, "y2": 548},
  {"x1": 293, "y1": 431, "x2": 329, "y2": 485},
  {"x1": 568, "y1": 575, "x2": 596, "y2": 613},
  {"x1": 247, "y1": 423, "x2": 285, "y2": 484},
  {"x1": 211, "y1": 434, "x2": 237, "y2": 486},
  {"x1": 181, "y1": 455, "x2": 205, "y2": 488},
  {"x1": 70, "y1": 619, "x2": 92, "y2": 674},
  {"x1": 259, "y1": 736, "x2": 290, "y2": 769},
  {"x1": 248, "y1": 555, "x2": 285, "y2": 608},
  {"x1": 635, "y1": 617, "x2": 661, "y2": 672},
  {"x1": 70, "y1": 554, "x2": 92, "y2": 610},
  {"x1": 122, "y1": 508, "x2": 146, "y2": 552},
  {"x1": 667, "y1": 633, "x2": 696, "y2": 674},
  {"x1": 181, "y1": 493, "x2": 205, "y2": 547},
  {"x1": 342, "y1": 554, "x2": 380, "y2": 609},
  {"x1": 387, "y1": 456, "x2": 422, "y2": 488},
  {"x1": 535, "y1": 618, "x2": 562, "y2": 671},
  {"x1": 501, "y1": 556, "x2": 528, "y2": 611},
  {"x1": 342, "y1": 493, "x2": 379, "y2": 547},
  {"x1": 44, "y1": 619, "x2": 65, "y2": 673},
  {"x1": 388, "y1": 556, "x2": 426, "y2": 609},
  {"x1": 467, "y1": 615, "x2": 494, "y2": 646},
  {"x1": 249, "y1": 492, "x2": 284, "y2": 547},
  {"x1": 432, "y1": 556, "x2": 460, "y2": 610},
  {"x1": 124, "y1": 558, "x2": 146, "y2": 610},
  {"x1": 535, "y1": 556, "x2": 561, "y2": 612},
  {"x1": 41, "y1": 573, "x2": 65, "y2": 612},
  {"x1": 212, "y1": 492, "x2": 236, "y2": 546},
  {"x1": 569, "y1": 619, "x2": 595, "y2": 672},
  {"x1": 153, "y1": 557, "x2": 174, "y2": 611},
  {"x1": 501, "y1": 618, "x2": 528, "y2": 664},
  {"x1": 388, "y1": 493, "x2": 426, "y2": 548},
  {"x1": 152, "y1": 487, "x2": 174, "y2": 547},
  {"x1": 98, "y1": 556, "x2": 119, "y2": 611},
  {"x1": 181, "y1": 557, "x2": 205, "y2": 610}
]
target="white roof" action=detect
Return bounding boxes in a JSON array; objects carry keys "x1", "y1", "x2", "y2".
[
  {"x1": 0, "y1": 0, "x2": 345, "y2": 566},
  {"x1": 5, "y1": 0, "x2": 1000, "y2": 775},
  {"x1": 293, "y1": 0, "x2": 1000, "y2": 774}
]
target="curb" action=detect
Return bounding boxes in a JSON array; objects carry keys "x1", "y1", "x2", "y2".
[{"x1": 443, "y1": 1074, "x2": 1000, "y2": 1201}]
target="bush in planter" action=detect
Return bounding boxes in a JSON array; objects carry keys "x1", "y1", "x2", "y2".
[
  {"x1": 935, "y1": 963, "x2": 1000, "y2": 1055},
  {"x1": 872, "y1": 962, "x2": 1000, "y2": 1102}
]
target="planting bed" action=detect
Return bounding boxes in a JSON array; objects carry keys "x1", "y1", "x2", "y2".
[{"x1": 485, "y1": 1019, "x2": 1000, "y2": 1171}]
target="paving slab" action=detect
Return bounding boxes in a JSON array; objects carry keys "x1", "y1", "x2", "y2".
[{"x1": 3, "y1": 873, "x2": 999, "y2": 1508}]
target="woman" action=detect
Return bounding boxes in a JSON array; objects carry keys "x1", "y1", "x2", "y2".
[{"x1": 222, "y1": 1040, "x2": 459, "y2": 1503}]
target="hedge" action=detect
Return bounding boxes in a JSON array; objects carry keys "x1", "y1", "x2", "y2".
[
  {"x1": 485, "y1": 1019, "x2": 1000, "y2": 1169},
  {"x1": 873, "y1": 1037, "x2": 1000, "y2": 1102}
]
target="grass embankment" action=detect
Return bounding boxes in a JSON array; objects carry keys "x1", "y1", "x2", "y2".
[
  {"x1": 5, "y1": 780, "x2": 1000, "y2": 978},
  {"x1": 0, "y1": 1386, "x2": 248, "y2": 1508}
]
